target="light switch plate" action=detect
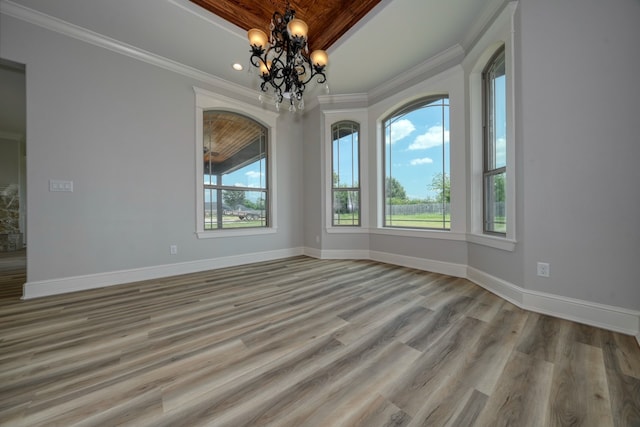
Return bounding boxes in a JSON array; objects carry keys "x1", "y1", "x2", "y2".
[{"x1": 49, "y1": 179, "x2": 73, "y2": 192}]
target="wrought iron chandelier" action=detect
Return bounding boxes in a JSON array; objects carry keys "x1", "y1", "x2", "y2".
[{"x1": 247, "y1": 1, "x2": 328, "y2": 112}]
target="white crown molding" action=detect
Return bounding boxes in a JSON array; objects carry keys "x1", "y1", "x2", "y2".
[
  {"x1": 0, "y1": 0, "x2": 257, "y2": 101},
  {"x1": 367, "y1": 44, "x2": 466, "y2": 103},
  {"x1": 167, "y1": 0, "x2": 246, "y2": 40},
  {"x1": 317, "y1": 93, "x2": 369, "y2": 106},
  {"x1": 462, "y1": 1, "x2": 518, "y2": 56}
]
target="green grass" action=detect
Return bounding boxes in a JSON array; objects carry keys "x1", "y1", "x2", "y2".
[
  {"x1": 204, "y1": 213, "x2": 505, "y2": 232},
  {"x1": 205, "y1": 215, "x2": 266, "y2": 229},
  {"x1": 385, "y1": 213, "x2": 450, "y2": 229}
]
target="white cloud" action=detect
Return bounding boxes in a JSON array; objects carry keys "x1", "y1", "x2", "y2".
[
  {"x1": 410, "y1": 157, "x2": 433, "y2": 165},
  {"x1": 246, "y1": 171, "x2": 263, "y2": 178},
  {"x1": 408, "y1": 125, "x2": 450, "y2": 150},
  {"x1": 234, "y1": 182, "x2": 259, "y2": 188},
  {"x1": 495, "y1": 137, "x2": 506, "y2": 165},
  {"x1": 388, "y1": 119, "x2": 415, "y2": 144}
]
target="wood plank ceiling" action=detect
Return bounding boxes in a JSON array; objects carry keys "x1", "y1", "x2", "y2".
[
  {"x1": 203, "y1": 111, "x2": 264, "y2": 172},
  {"x1": 189, "y1": 0, "x2": 382, "y2": 52},
  {"x1": 193, "y1": 1, "x2": 382, "y2": 170}
]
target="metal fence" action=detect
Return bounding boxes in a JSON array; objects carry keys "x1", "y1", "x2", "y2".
[
  {"x1": 385, "y1": 202, "x2": 505, "y2": 217},
  {"x1": 385, "y1": 203, "x2": 450, "y2": 215}
]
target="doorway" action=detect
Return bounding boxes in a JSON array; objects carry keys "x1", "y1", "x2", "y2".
[{"x1": 0, "y1": 58, "x2": 27, "y2": 300}]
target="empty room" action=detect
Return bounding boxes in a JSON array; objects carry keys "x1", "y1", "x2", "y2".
[{"x1": 1, "y1": 0, "x2": 639, "y2": 425}]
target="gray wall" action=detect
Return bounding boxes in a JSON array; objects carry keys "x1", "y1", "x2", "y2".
[
  {"x1": 2, "y1": 0, "x2": 639, "y2": 314},
  {"x1": 1, "y1": 15, "x2": 303, "y2": 283},
  {"x1": 301, "y1": 106, "x2": 322, "y2": 250},
  {"x1": 518, "y1": 0, "x2": 640, "y2": 309}
]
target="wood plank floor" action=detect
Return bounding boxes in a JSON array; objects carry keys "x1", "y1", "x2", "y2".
[{"x1": 0, "y1": 256, "x2": 639, "y2": 426}]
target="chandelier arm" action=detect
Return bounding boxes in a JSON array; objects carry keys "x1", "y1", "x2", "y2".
[
  {"x1": 249, "y1": 52, "x2": 265, "y2": 69},
  {"x1": 247, "y1": 3, "x2": 327, "y2": 111}
]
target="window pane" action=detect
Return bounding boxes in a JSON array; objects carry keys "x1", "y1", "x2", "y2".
[
  {"x1": 484, "y1": 171, "x2": 506, "y2": 233},
  {"x1": 204, "y1": 188, "x2": 218, "y2": 230},
  {"x1": 221, "y1": 157, "x2": 266, "y2": 188},
  {"x1": 204, "y1": 111, "x2": 268, "y2": 229},
  {"x1": 383, "y1": 97, "x2": 450, "y2": 230},
  {"x1": 221, "y1": 190, "x2": 267, "y2": 228},
  {"x1": 483, "y1": 46, "x2": 507, "y2": 235},
  {"x1": 331, "y1": 121, "x2": 360, "y2": 226},
  {"x1": 333, "y1": 190, "x2": 359, "y2": 226}
]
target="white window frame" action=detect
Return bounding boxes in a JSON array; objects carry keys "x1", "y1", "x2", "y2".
[
  {"x1": 370, "y1": 66, "x2": 467, "y2": 242},
  {"x1": 466, "y1": 1, "x2": 517, "y2": 251},
  {"x1": 194, "y1": 87, "x2": 279, "y2": 238},
  {"x1": 330, "y1": 120, "x2": 361, "y2": 227},
  {"x1": 323, "y1": 109, "x2": 368, "y2": 234},
  {"x1": 381, "y1": 96, "x2": 451, "y2": 231}
]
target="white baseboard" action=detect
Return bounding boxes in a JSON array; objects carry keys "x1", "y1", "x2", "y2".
[
  {"x1": 23, "y1": 247, "x2": 304, "y2": 299},
  {"x1": 22, "y1": 246, "x2": 640, "y2": 339},
  {"x1": 466, "y1": 267, "x2": 640, "y2": 338},
  {"x1": 305, "y1": 248, "x2": 370, "y2": 260},
  {"x1": 369, "y1": 250, "x2": 468, "y2": 278},
  {"x1": 306, "y1": 250, "x2": 640, "y2": 337}
]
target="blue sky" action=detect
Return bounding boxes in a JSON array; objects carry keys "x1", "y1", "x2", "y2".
[
  {"x1": 385, "y1": 99, "x2": 450, "y2": 200},
  {"x1": 208, "y1": 78, "x2": 506, "y2": 205}
]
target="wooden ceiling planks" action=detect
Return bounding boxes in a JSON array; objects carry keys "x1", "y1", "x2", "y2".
[
  {"x1": 203, "y1": 111, "x2": 264, "y2": 165},
  {"x1": 189, "y1": 0, "x2": 382, "y2": 52}
]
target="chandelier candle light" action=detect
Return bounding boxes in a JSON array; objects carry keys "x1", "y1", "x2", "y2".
[{"x1": 248, "y1": 1, "x2": 328, "y2": 112}]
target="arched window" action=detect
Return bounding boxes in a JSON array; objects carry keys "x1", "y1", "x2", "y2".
[
  {"x1": 331, "y1": 121, "x2": 360, "y2": 226},
  {"x1": 482, "y1": 46, "x2": 506, "y2": 235},
  {"x1": 382, "y1": 96, "x2": 450, "y2": 229},
  {"x1": 202, "y1": 111, "x2": 268, "y2": 229}
]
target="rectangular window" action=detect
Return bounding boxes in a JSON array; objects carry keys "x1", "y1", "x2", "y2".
[
  {"x1": 203, "y1": 111, "x2": 268, "y2": 229},
  {"x1": 483, "y1": 46, "x2": 506, "y2": 234},
  {"x1": 332, "y1": 121, "x2": 360, "y2": 226},
  {"x1": 383, "y1": 97, "x2": 450, "y2": 230}
]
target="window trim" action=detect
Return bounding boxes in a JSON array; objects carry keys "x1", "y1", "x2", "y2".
[
  {"x1": 323, "y1": 109, "x2": 368, "y2": 233},
  {"x1": 482, "y1": 46, "x2": 507, "y2": 236},
  {"x1": 381, "y1": 95, "x2": 451, "y2": 231},
  {"x1": 369, "y1": 65, "x2": 466, "y2": 240},
  {"x1": 194, "y1": 87, "x2": 279, "y2": 239},
  {"x1": 466, "y1": 1, "x2": 517, "y2": 251},
  {"x1": 331, "y1": 120, "x2": 361, "y2": 227},
  {"x1": 203, "y1": 111, "x2": 269, "y2": 231}
]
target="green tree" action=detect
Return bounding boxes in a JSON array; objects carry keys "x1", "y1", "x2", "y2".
[
  {"x1": 429, "y1": 172, "x2": 450, "y2": 203},
  {"x1": 333, "y1": 172, "x2": 358, "y2": 214},
  {"x1": 385, "y1": 177, "x2": 407, "y2": 201},
  {"x1": 222, "y1": 190, "x2": 246, "y2": 208},
  {"x1": 494, "y1": 173, "x2": 506, "y2": 202}
]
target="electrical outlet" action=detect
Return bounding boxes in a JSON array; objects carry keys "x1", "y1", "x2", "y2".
[
  {"x1": 537, "y1": 262, "x2": 550, "y2": 277},
  {"x1": 170, "y1": 245, "x2": 178, "y2": 255}
]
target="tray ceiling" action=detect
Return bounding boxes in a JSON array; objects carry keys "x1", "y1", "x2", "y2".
[{"x1": 189, "y1": 0, "x2": 382, "y2": 51}]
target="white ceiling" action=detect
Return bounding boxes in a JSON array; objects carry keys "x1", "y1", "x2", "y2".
[{"x1": 2, "y1": 0, "x2": 506, "y2": 98}]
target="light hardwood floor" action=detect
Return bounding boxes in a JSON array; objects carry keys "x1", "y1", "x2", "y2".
[{"x1": 0, "y1": 256, "x2": 639, "y2": 426}]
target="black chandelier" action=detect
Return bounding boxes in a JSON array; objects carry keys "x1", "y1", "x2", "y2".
[{"x1": 247, "y1": 1, "x2": 328, "y2": 112}]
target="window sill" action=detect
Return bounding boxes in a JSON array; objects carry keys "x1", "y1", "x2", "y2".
[
  {"x1": 326, "y1": 226, "x2": 369, "y2": 234},
  {"x1": 371, "y1": 227, "x2": 467, "y2": 241},
  {"x1": 467, "y1": 233, "x2": 517, "y2": 251},
  {"x1": 196, "y1": 227, "x2": 277, "y2": 239}
]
